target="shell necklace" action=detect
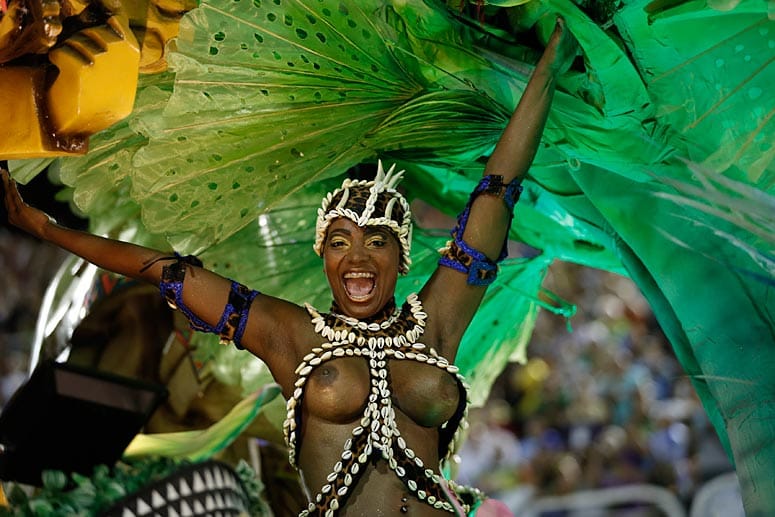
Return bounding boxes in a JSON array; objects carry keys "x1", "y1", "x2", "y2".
[{"x1": 283, "y1": 294, "x2": 469, "y2": 515}]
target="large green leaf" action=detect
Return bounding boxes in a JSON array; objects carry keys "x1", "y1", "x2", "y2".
[{"x1": 616, "y1": 0, "x2": 775, "y2": 184}]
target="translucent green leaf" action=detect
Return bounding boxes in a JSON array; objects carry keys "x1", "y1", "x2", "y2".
[
  {"x1": 6, "y1": 159, "x2": 54, "y2": 184},
  {"x1": 123, "y1": 383, "x2": 282, "y2": 461}
]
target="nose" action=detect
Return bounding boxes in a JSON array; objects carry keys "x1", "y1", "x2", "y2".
[{"x1": 346, "y1": 242, "x2": 369, "y2": 264}]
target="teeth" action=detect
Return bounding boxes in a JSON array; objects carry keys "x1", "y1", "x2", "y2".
[{"x1": 344, "y1": 272, "x2": 375, "y2": 278}]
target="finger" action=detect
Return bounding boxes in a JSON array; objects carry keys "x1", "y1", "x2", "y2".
[
  {"x1": 0, "y1": 168, "x2": 9, "y2": 223},
  {"x1": 1, "y1": 168, "x2": 13, "y2": 196},
  {"x1": 1, "y1": 169, "x2": 22, "y2": 212},
  {"x1": 0, "y1": 167, "x2": 9, "y2": 201},
  {"x1": 0, "y1": 168, "x2": 14, "y2": 194}
]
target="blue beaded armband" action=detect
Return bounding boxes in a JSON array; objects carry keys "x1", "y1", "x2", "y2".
[
  {"x1": 159, "y1": 254, "x2": 259, "y2": 349},
  {"x1": 438, "y1": 175, "x2": 523, "y2": 286}
]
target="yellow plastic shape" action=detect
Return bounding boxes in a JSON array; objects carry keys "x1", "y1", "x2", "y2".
[
  {"x1": 124, "y1": 0, "x2": 199, "y2": 73},
  {"x1": 47, "y1": 14, "x2": 141, "y2": 135},
  {"x1": 0, "y1": 67, "x2": 76, "y2": 159},
  {"x1": 0, "y1": 0, "x2": 63, "y2": 63}
]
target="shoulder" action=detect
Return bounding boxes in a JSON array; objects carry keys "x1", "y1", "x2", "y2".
[{"x1": 242, "y1": 295, "x2": 319, "y2": 363}]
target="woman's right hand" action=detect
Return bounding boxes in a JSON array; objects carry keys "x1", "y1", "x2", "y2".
[{"x1": 1, "y1": 167, "x2": 56, "y2": 239}]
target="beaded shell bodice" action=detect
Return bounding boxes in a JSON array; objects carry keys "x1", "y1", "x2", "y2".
[{"x1": 282, "y1": 293, "x2": 471, "y2": 516}]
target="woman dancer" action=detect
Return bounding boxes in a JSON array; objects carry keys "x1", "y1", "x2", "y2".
[{"x1": 2, "y1": 17, "x2": 577, "y2": 516}]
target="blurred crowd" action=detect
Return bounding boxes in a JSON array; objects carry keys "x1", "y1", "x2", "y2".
[{"x1": 455, "y1": 262, "x2": 734, "y2": 510}]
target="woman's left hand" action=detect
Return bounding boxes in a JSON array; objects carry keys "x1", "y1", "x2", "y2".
[{"x1": 543, "y1": 16, "x2": 580, "y2": 76}]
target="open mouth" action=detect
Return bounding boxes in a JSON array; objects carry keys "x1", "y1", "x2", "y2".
[{"x1": 343, "y1": 271, "x2": 375, "y2": 301}]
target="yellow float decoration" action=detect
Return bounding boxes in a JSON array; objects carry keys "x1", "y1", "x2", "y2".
[{"x1": 0, "y1": 0, "x2": 195, "y2": 159}]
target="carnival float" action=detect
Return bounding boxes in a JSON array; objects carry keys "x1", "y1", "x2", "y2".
[{"x1": 0, "y1": 0, "x2": 772, "y2": 514}]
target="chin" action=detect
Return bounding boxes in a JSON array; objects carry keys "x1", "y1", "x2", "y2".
[
  {"x1": 337, "y1": 294, "x2": 387, "y2": 318},
  {"x1": 344, "y1": 301, "x2": 378, "y2": 318}
]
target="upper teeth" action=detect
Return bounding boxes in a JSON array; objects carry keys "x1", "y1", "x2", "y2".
[{"x1": 344, "y1": 272, "x2": 374, "y2": 279}]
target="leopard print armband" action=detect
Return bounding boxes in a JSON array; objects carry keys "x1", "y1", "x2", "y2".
[
  {"x1": 159, "y1": 254, "x2": 259, "y2": 348},
  {"x1": 439, "y1": 238, "x2": 499, "y2": 286},
  {"x1": 475, "y1": 174, "x2": 523, "y2": 212},
  {"x1": 437, "y1": 175, "x2": 522, "y2": 285},
  {"x1": 218, "y1": 282, "x2": 260, "y2": 348}
]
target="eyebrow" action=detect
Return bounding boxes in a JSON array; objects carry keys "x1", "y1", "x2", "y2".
[
  {"x1": 327, "y1": 228, "x2": 352, "y2": 237},
  {"x1": 327, "y1": 227, "x2": 390, "y2": 237}
]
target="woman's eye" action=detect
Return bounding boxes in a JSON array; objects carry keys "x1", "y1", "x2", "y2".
[
  {"x1": 368, "y1": 238, "x2": 386, "y2": 248},
  {"x1": 329, "y1": 239, "x2": 347, "y2": 248}
]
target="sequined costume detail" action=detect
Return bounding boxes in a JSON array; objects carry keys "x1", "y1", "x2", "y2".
[{"x1": 283, "y1": 294, "x2": 474, "y2": 515}]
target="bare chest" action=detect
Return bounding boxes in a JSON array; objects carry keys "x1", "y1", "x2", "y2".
[{"x1": 303, "y1": 356, "x2": 461, "y2": 428}]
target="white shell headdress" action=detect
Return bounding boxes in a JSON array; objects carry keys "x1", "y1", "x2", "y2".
[{"x1": 313, "y1": 160, "x2": 412, "y2": 274}]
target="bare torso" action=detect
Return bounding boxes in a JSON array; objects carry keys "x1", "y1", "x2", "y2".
[{"x1": 282, "y1": 304, "x2": 466, "y2": 516}]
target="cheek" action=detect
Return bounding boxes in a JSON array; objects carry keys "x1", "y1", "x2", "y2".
[
  {"x1": 322, "y1": 254, "x2": 336, "y2": 281},
  {"x1": 323, "y1": 260, "x2": 337, "y2": 282},
  {"x1": 322, "y1": 248, "x2": 338, "y2": 267},
  {"x1": 388, "y1": 246, "x2": 401, "y2": 271}
]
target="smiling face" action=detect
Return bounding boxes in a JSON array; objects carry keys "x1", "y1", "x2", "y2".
[{"x1": 323, "y1": 218, "x2": 401, "y2": 319}]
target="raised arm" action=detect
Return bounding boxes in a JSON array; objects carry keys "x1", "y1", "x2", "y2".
[
  {"x1": 421, "y1": 17, "x2": 579, "y2": 358},
  {"x1": 1, "y1": 168, "x2": 303, "y2": 388},
  {"x1": 1, "y1": 167, "x2": 175, "y2": 283}
]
